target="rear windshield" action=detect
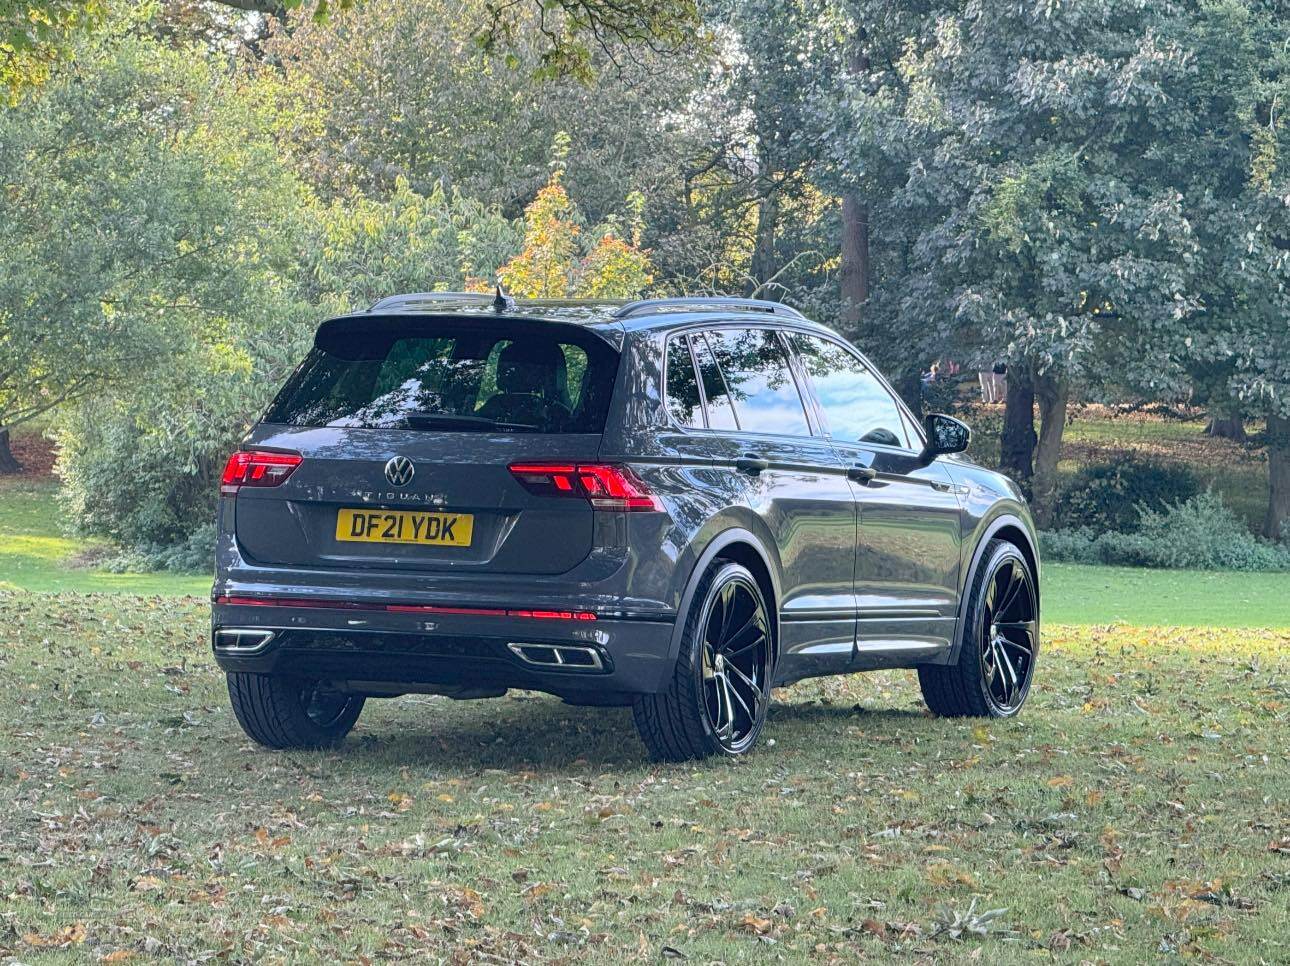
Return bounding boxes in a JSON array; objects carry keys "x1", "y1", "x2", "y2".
[{"x1": 264, "y1": 319, "x2": 619, "y2": 434}]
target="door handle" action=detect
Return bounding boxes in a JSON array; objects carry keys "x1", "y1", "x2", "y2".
[
  {"x1": 735, "y1": 454, "x2": 770, "y2": 475},
  {"x1": 847, "y1": 465, "x2": 878, "y2": 484}
]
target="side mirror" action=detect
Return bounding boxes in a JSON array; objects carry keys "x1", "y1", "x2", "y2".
[{"x1": 920, "y1": 413, "x2": 971, "y2": 463}]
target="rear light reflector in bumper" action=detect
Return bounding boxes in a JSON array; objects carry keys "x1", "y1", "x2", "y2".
[{"x1": 214, "y1": 596, "x2": 597, "y2": 621}]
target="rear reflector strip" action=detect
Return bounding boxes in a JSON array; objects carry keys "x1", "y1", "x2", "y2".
[{"x1": 214, "y1": 596, "x2": 597, "y2": 621}]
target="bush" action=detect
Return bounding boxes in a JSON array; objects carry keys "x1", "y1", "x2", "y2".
[
  {"x1": 101, "y1": 526, "x2": 217, "y2": 575},
  {"x1": 1052, "y1": 455, "x2": 1200, "y2": 532},
  {"x1": 54, "y1": 338, "x2": 289, "y2": 557},
  {"x1": 1041, "y1": 492, "x2": 1290, "y2": 571}
]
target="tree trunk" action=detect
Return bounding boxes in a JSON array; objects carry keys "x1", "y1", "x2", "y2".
[
  {"x1": 1000, "y1": 366, "x2": 1036, "y2": 490},
  {"x1": 0, "y1": 427, "x2": 23, "y2": 474},
  {"x1": 897, "y1": 369, "x2": 923, "y2": 417},
  {"x1": 1264, "y1": 411, "x2": 1290, "y2": 542},
  {"x1": 1205, "y1": 414, "x2": 1247, "y2": 441},
  {"x1": 750, "y1": 186, "x2": 780, "y2": 297},
  {"x1": 1031, "y1": 371, "x2": 1069, "y2": 529},
  {"x1": 839, "y1": 193, "x2": 869, "y2": 328}
]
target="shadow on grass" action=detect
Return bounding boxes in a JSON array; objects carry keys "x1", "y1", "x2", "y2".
[{"x1": 209, "y1": 694, "x2": 938, "y2": 776}]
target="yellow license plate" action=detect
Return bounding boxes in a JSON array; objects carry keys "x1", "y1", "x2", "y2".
[{"x1": 335, "y1": 508, "x2": 474, "y2": 547}]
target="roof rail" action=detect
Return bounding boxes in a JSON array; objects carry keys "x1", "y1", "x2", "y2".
[
  {"x1": 614, "y1": 297, "x2": 806, "y2": 321},
  {"x1": 369, "y1": 291, "x2": 496, "y2": 312}
]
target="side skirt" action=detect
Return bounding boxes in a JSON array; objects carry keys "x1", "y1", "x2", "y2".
[{"x1": 773, "y1": 613, "x2": 955, "y2": 686}]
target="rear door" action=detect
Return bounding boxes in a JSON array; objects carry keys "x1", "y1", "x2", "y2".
[
  {"x1": 786, "y1": 333, "x2": 962, "y2": 657},
  {"x1": 233, "y1": 315, "x2": 618, "y2": 576},
  {"x1": 696, "y1": 327, "x2": 858, "y2": 681}
]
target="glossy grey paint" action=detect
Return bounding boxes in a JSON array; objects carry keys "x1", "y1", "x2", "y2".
[{"x1": 212, "y1": 306, "x2": 1038, "y2": 701}]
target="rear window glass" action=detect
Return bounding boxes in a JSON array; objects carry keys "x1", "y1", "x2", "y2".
[
  {"x1": 691, "y1": 333, "x2": 739, "y2": 431},
  {"x1": 704, "y1": 328, "x2": 811, "y2": 437},
  {"x1": 265, "y1": 320, "x2": 618, "y2": 434},
  {"x1": 665, "y1": 335, "x2": 705, "y2": 429}
]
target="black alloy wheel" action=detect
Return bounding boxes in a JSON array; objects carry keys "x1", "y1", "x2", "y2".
[
  {"x1": 918, "y1": 540, "x2": 1039, "y2": 718},
  {"x1": 699, "y1": 573, "x2": 772, "y2": 753},
  {"x1": 227, "y1": 672, "x2": 365, "y2": 749},
  {"x1": 301, "y1": 681, "x2": 359, "y2": 729},
  {"x1": 977, "y1": 551, "x2": 1038, "y2": 714},
  {"x1": 633, "y1": 561, "x2": 774, "y2": 760}
]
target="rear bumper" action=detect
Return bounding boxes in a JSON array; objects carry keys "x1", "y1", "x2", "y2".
[{"x1": 210, "y1": 599, "x2": 677, "y2": 699}]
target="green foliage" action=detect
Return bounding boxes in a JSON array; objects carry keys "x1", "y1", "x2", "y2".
[
  {"x1": 1053, "y1": 456, "x2": 1201, "y2": 533},
  {"x1": 313, "y1": 178, "x2": 522, "y2": 311},
  {"x1": 474, "y1": 0, "x2": 701, "y2": 83},
  {"x1": 18, "y1": 25, "x2": 315, "y2": 551},
  {"x1": 31, "y1": 20, "x2": 657, "y2": 562},
  {"x1": 1042, "y1": 492, "x2": 1290, "y2": 572},
  {"x1": 863, "y1": 1, "x2": 1202, "y2": 387},
  {"x1": 0, "y1": 0, "x2": 106, "y2": 100},
  {"x1": 54, "y1": 341, "x2": 271, "y2": 550},
  {"x1": 0, "y1": 24, "x2": 313, "y2": 437},
  {"x1": 261, "y1": 0, "x2": 704, "y2": 226}
]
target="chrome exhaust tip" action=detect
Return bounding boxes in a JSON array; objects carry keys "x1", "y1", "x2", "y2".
[
  {"x1": 213, "y1": 629, "x2": 277, "y2": 654},
  {"x1": 507, "y1": 642, "x2": 604, "y2": 671}
]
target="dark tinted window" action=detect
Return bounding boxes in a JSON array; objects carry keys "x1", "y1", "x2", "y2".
[
  {"x1": 265, "y1": 320, "x2": 617, "y2": 434},
  {"x1": 665, "y1": 336, "x2": 704, "y2": 428},
  {"x1": 705, "y1": 328, "x2": 811, "y2": 437},
  {"x1": 788, "y1": 334, "x2": 909, "y2": 447},
  {"x1": 691, "y1": 333, "x2": 739, "y2": 431}
]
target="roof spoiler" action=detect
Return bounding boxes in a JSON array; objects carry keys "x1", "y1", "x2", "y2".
[{"x1": 369, "y1": 291, "x2": 500, "y2": 312}]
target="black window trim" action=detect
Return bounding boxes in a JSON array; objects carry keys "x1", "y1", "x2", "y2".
[{"x1": 694, "y1": 331, "x2": 743, "y2": 433}]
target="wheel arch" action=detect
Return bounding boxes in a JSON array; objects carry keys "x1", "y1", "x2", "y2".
[
  {"x1": 949, "y1": 512, "x2": 1040, "y2": 663},
  {"x1": 664, "y1": 528, "x2": 782, "y2": 674}
]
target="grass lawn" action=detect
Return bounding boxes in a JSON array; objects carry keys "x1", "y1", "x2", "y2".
[
  {"x1": 1043, "y1": 564, "x2": 1290, "y2": 628},
  {"x1": 0, "y1": 479, "x2": 210, "y2": 596},
  {"x1": 963, "y1": 404, "x2": 1271, "y2": 532},
  {"x1": 0, "y1": 595, "x2": 1286, "y2": 962}
]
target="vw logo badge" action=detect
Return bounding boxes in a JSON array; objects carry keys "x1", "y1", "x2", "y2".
[{"x1": 384, "y1": 456, "x2": 415, "y2": 487}]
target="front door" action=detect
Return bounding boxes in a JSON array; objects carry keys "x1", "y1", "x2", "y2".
[{"x1": 785, "y1": 333, "x2": 962, "y2": 663}]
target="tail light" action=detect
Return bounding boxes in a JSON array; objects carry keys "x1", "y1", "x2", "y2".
[
  {"x1": 508, "y1": 463, "x2": 662, "y2": 511},
  {"x1": 220, "y1": 450, "x2": 303, "y2": 496}
]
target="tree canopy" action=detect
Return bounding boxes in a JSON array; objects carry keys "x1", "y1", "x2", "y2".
[{"x1": 3, "y1": 0, "x2": 1288, "y2": 550}]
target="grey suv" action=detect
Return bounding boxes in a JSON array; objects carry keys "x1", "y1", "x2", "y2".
[{"x1": 212, "y1": 294, "x2": 1040, "y2": 760}]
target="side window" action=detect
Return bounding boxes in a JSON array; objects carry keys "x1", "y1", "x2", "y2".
[
  {"x1": 691, "y1": 333, "x2": 739, "y2": 431},
  {"x1": 788, "y1": 334, "x2": 910, "y2": 448},
  {"x1": 705, "y1": 328, "x2": 812, "y2": 437},
  {"x1": 665, "y1": 335, "x2": 705, "y2": 428}
]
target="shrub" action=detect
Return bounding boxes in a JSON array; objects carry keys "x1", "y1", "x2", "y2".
[
  {"x1": 101, "y1": 526, "x2": 217, "y2": 575},
  {"x1": 1041, "y1": 492, "x2": 1290, "y2": 571},
  {"x1": 1052, "y1": 455, "x2": 1200, "y2": 532},
  {"x1": 54, "y1": 347, "x2": 271, "y2": 557}
]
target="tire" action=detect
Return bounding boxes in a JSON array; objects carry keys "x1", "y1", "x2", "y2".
[
  {"x1": 227, "y1": 673, "x2": 365, "y2": 749},
  {"x1": 919, "y1": 539, "x2": 1039, "y2": 718},
  {"x1": 633, "y1": 561, "x2": 774, "y2": 761}
]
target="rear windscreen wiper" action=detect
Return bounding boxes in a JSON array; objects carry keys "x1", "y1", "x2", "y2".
[{"x1": 401, "y1": 412, "x2": 538, "y2": 432}]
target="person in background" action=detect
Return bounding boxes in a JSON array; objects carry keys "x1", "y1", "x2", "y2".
[{"x1": 979, "y1": 360, "x2": 1007, "y2": 404}]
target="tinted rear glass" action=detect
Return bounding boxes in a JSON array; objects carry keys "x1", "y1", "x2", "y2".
[
  {"x1": 265, "y1": 319, "x2": 618, "y2": 434},
  {"x1": 705, "y1": 328, "x2": 811, "y2": 437},
  {"x1": 665, "y1": 335, "x2": 705, "y2": 429}
]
